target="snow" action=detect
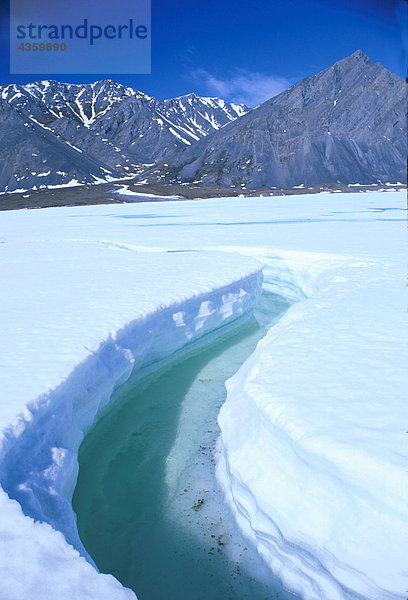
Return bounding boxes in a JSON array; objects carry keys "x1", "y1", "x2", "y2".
[
  {"x1": 46, "y1": 179, "x2": 82, "y2": 189},
  {"x1": 65, "y1": 141, "x2": 83, "y2": 153},
  {"x1": 217, "y1": 250, "x2": 407, "y2": 600},
  {"x1": 168, "y1": 126, "x2": 192, "y2": 145},
  {"x1": 1, "y1": 187, "x2": 31, "y2": 194},
  {"x1": 74, "y1": 92, "x2": 93, "y2": 128},
  {"x1": 114, "y1": 186, "x2": 182, "y2": 199},
  {"x1": 230, "y1": 102, "x2": 247, "y2": 116},
  {"x1": 7, "y1": 92, "x2": 23, "y2": 103},
  {"x1": 0, "y1": 190, "x2": 407, "y2": 600},
  {"x1": 0, "y1": 222, "x2": 262, "y2": 599}
]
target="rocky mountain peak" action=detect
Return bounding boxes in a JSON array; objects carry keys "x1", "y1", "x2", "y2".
[{"x1": 142, "y1": 52, "x2": 406, "y2": 188}]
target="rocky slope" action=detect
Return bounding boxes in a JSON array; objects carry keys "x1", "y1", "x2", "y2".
[
  {"x1": 143, "y1": 51, "x2": 407, "y2": 188},
  {"x1": 1, "y1": 51, "x2": 405, "y2": 194},
  {"x1": 0, "y1": 81, "x2": 248, "y2": 192},
  {"x1": 0, "y1": 99, "x2": 121, "y2": 193}
]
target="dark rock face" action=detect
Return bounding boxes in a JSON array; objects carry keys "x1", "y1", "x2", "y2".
[
  {"x1": 0, "y1": 100, "x2": 121, "y2": 193},
  {"x1": 0, "y1": 80, "x2": 248, "y2": 191},
  {"x1": 144, "y1": 51, "x2": 407, "y2": 188}
]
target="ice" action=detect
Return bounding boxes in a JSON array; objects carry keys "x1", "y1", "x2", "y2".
[{"x1": 0, "y1": 190, "x2": 406, "y2": 599}]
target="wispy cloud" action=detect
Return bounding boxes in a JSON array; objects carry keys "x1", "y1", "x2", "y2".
[{"x1": 191, "y1": 68, "x2": 292, "y2": 107}]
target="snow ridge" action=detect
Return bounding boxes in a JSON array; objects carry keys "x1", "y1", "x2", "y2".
[{"x1": 216, "y1": 249, "x2": 408, "y2": 600}]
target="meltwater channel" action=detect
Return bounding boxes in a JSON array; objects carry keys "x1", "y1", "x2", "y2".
[{"x1": 73, "y1": 291, "x2": 297, "y2": 600}]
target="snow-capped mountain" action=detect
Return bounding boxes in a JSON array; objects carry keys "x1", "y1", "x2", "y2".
[
  {"x1": 143, "y1": 51, "x2": 407, "y2": 188},
  {"x1": 163, "y1": 93, "x2": 247, "y2": 137},
  {"x1": 84, "y1": 90, "x2": 249, "y2": 164},
  {"x1": 1, "y1": 79, "x2": 138, "y2": 127},
  {"x1": 0, "y1": 80, "x2": 249, "y2": 192},
  {"x1": 1, "y1": 51, "x2": 405, "y2": 195}
]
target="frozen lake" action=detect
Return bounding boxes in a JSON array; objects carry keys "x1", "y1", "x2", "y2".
[{"x1": 0, "y1": 190, "x2": 406, "y2": 600}]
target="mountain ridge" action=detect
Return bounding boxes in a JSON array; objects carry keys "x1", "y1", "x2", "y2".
[
  {"x1": 0, "y1": 80, "x2": 249, "y2": 192},
  {"x1": 141, "y1": 50, "x2": 406, "y2": 188},
  {"x1": 0, "y1": 51, "x2": 405, "y2": 194}
]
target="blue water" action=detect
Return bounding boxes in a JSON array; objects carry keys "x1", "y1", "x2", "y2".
[{"x1": 73, "y1": 292, "x2": 297, "y2": 600}]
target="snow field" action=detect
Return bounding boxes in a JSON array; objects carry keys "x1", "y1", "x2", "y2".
[{"x1": 0, "y1": 189, "x2": 406, "y2": 600}]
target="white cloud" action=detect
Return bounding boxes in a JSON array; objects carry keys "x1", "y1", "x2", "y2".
[{"x1": 192, "y1": 68, "x2": 292, "y2": 107}]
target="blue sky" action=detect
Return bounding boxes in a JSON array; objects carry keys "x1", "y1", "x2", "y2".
[{"x1": 0, "y1": 0, "x2": 406, "y2": 106}]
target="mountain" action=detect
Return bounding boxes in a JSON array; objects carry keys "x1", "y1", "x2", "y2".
[
  {"x1": 0, "y1": 99, "x2": 122, "y2": 193},
  {"x1": 1, "y1": 79, "x2": 137, "y2": 126},
  {"x1": 142, "y1": 51, "x2": 407, "y2": 188},
  {"x1": 0, "y1": 81, "x2": 248, "y2": 192},
  {"x1": 1, "y1": 52, "x2": 405, "y2": 195},
  {"x1": 84, "y1": 91, "x2": 248, "y2": 164}
]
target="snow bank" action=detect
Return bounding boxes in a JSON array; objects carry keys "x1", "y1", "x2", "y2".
[
  {"x1": 217, "y1": 250, "x2": 408, "y2": 600},
  {"x1": 0, "y1": 238, "x2": 262, "y2": 599}
]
